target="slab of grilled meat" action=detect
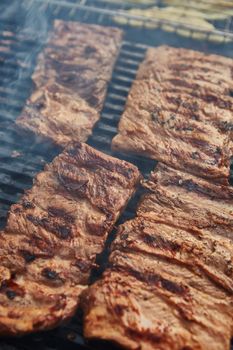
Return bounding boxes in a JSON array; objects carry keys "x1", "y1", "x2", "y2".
[
  {"x1": 0, "y1": 143, "x2": 140, "y2": 336},
  {"x1": 82, "y1": 164, "x2": 233, "y2": 350},
  {"x1": 112, "y1": 46, "x2": 233, "y2": 184},
  {"x1": 17, "y1": 20, "x2": 123, "y2": 146}
]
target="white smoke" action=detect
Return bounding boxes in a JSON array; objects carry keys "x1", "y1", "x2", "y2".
[{"x1": 0, "y1": 0, "x2": 50, "y2": 93}]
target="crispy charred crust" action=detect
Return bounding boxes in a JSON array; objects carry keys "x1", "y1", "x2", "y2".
[
  {"x1": 19, "y1": 250, "x2": 36, "y2": 263},
  {"x1": 6, "y1": 290, "x2": 17, "y2": 300},
  {"x1": 75, "y1": 260, "x2": 91, "y2": 273},
  {"x1": 0, "y1": 280, "x2": 25, "y2": 298},
  {"x1": 26, "y1": 214, "x2": 72, "y2": 240},
  {"x1": 0, "y1": 143, "x2": 140, "y2": 336},
  {"x1": 41, "y1": 268, "x2": 61, "y2": 281},
  {"x1": 149, "y1": 163, "x2": 233, "y2": 200},
  {"x1": 141, "y1": 232, "x2": 181, "y2": 252},
  {"x1": 22, "y1": 200, "x2": 35, "y2": 209},
  {"x1": 112, "y1": 266, "x2": 188, "y2": 296},
  {"x1": 48, "y1": 206, "x2": 75, "y2": 223}
]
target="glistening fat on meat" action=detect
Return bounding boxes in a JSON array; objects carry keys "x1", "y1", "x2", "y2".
[{"x1": 0, "y1": 142, "x2": 141, "y2": 336}]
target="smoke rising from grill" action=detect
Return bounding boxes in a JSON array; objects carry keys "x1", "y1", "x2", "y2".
[
  {"x1": 16, "y1": 1, "x2": 50, "y2": 78},
  {"x1": 0, "y1": 0, "x2": 50, "y2": 113}
]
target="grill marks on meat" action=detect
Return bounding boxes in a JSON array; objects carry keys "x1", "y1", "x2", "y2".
[
  {"x1": 112, "y1": 46, "x2": 233, "y2": 184},
  {"x1": 113, "y1": 220, "x2": 233, "y2": 293},
  {"x1": 137, "y1": 46, "x2": 233, "y2": 96},
  {"x1": 83, "y1": 253, "x2": 232, "y2": 350},
  {"x1": 16, "y1": 20, "x2": 123, "y2": 146},
  {"x1": 0, "y1": 143, "x2": 141, "y2": 336},
  {"x1": 17, "y1": 83, "x2": 99, "y2": 147},
  {"x1": 140, "y1": 163, "x2": 233, "y2": 241},
  {"x1": 82, "y1": 164, "x2": 233, "y2": 349},
  {"x1": 112, "y1": 79, "x2": 232, "y2": 181},
  {"x1": 33, "y1": 21, "x2": 123, "y2": 112}
]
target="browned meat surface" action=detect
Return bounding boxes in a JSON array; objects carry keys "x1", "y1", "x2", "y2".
[
  {"x1": 112, "y1": 46, "x2": 233, "y2": 184},
  {"x1": 0, "y1": 142, "x2": 141, "y2": 336},
  {"x1": 137, "y1": 46, "x2": 233, "y2": 96},
  {"x1": 82, "y1": 164, "x2": 233, "y2": 349},
  {"x1": 83, "y1": 217, "x2": 233, "y2": 349},
  {"x1": 134, "y1": 78, "x2": 233, "y2": 120},
  {"x1": 17, "y1": 83, "x2": 99, "y2": 146},
  {"x1": 32, "y1": 20, "x2": 123, "y2": 112},
  {"x1": 144, "y1": 88, "x2": 233, "y2": 134},
  {"x1": 17, "y1": 20, "x2": 123, "y2": 146},
  {"x1": 140, "y1": 163, "x2": 233, "y2": 240}
]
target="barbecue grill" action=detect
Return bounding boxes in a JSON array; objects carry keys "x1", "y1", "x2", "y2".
[{"x1": 0, "y1": 0, "x2": 233, "y2": 349}]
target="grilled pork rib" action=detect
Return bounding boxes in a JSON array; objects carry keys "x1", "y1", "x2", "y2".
[
  {"x1": 82, "y1": 164, "x2": 233, "y2": 350},
  {"x1": 0, "y1": 143, "x2": 140, "y2": 335},
  {"x1": 17, "y1": 20, "x2": 123, "y2": 146},
  {"x1": 112, "y1": 46, "x2": 233, "y2": 184}
]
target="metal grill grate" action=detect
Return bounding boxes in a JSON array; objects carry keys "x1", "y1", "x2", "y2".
[{"x1": 0, "y1": 1, "x2": 232, "y2": 349}]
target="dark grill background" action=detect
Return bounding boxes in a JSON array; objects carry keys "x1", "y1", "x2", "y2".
[{"x1": 0, "y1": 0, "x2": 232, "y2": 349}]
